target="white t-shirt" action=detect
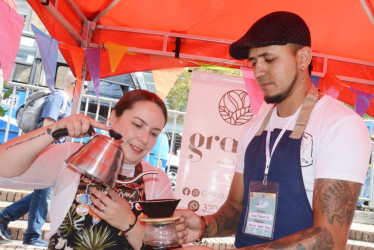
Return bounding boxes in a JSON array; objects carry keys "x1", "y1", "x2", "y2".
[
  {"x1": 236, "y1": 95, "x2": 371, "y2": 206},
  {"x1": 0, "y1": 142, "x2": 174, "y2": 239}
]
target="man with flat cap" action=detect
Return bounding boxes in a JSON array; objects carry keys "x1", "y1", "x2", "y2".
[{"x1": 175, "y1": 11, "x2": 370, "y2": 249}]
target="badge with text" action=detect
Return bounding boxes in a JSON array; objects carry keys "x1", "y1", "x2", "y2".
[{"x1": 243, "y1": 181, "x2": 279, "y2": 239}]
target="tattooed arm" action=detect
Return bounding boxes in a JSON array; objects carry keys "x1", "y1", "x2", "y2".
[
  {"x1": 205, "y1": 172, "x2": 244, "y2": 237},
  {"x1": 0, "y1": 114, "x2": 109, "y2": 178},
  {"x1": 176, "y1": 172, "x2": 244, "y2": 243},
  {"x1": 238, "y1": 178, "x2": 361, "y2": 250}
]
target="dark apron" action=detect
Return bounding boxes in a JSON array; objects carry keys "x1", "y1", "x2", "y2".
[
  {"x1": 49, "y1": 163, "x2": 146, "y2": 250},
  {"x1": 235, "y1": 86, "x2": 320, "y2": 247}
]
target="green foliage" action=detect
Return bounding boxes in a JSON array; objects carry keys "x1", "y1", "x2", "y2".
[
  {"x1": 74, "y1": 225, "x2": 116, "y2": 250},
  {"x1": 165, "y1": 68, "x2": 190, "y2": 112},
  {"x1": 0, "y1": 81, "x2": 11, "y2": 117},
  {"x1": 165, "y1": 66, "x2": 241, "y2": 113}
]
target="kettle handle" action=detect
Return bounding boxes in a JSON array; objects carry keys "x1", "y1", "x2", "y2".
[
  {"x1": 115, "y1": 171, "x2": 158, "y2": 185},
  {"x1": 52, "y1": 125, "x2": 95, "y2": 140}
]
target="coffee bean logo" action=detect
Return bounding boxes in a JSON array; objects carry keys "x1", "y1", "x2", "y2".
[{"x1": 219, "y1": 89, "x2": 253, "y2": 125}]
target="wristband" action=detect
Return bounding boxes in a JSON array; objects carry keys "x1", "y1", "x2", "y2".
[
  {"x1": 197, "y1": 216, "x2": 207, "y2": 241},
  {"x1": 123, "y1": 215, "x2": 138, "y2": 234}
]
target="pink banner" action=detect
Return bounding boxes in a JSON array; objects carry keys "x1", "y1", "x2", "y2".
[
  {"x1": 175, "y1": 71, "x2": 254, "y2": 215},
  {"x1": 0, "y1": 0, "x2": 23, "y2": 82},
  {"x1": 241, "y1": 67, "x2": 264, "y2": 115}
]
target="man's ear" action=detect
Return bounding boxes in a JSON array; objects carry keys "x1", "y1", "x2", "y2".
[{"x1": 297, "y1": 46, "x2": 312, "y2": 70}]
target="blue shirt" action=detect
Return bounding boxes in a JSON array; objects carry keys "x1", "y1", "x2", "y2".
[
  {"x1": 37, "y1": 91, "x2": 72, "y2": 143},
  {"x1": 38, "y1": 91, "x2": 72, "y2": 124}
]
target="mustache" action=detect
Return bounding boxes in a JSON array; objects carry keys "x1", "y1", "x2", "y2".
[{"x1": 256, "y1": 76, "x2": 270, "y2": 85}]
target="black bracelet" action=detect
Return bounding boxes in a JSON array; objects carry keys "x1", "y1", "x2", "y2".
[{"x1": 123, "y1": 215, "x2": 138, "y2": 234}]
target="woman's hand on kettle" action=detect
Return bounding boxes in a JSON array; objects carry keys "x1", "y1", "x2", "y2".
[
  {"x1": 51, "y1": 114, "x2": 110, "y2": 138},
  {"x1": 89, "y1": 187, "x2": 136, "y2": 231}
]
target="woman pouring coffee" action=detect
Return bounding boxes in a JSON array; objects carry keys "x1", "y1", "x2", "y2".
[{"x1": 0, "y1": 89, "x2": 174, "y2": 249}]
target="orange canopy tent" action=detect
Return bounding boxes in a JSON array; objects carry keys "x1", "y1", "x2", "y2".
[{"x1": 27, "y1": 0, "x2": 374, "y2": 114}]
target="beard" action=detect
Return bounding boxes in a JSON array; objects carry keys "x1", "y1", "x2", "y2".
[{"x1": 264, "y1": 71, "x2": 298, "y2": 104}]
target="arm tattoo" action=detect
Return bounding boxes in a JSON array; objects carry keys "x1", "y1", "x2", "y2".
[
  {"x1": 250, "y1": 227, "x2": 333, "y2": 250},
  {"x1": 210, "y1": 202, "x2": 240, "y2": 237},
  {"x1": 5, "y1": 131, "x2": 47, "y2": 150},
  {"x1": 246, "y1": 179, "x2": 359, "y2": 249},
  {"x1": 314, "y1": 179, "x2": 359, "y2": 226}
]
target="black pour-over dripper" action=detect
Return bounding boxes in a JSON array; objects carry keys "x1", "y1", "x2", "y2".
[{"x1": 138, "y1": 199, "x2": 181, "y2": 218}]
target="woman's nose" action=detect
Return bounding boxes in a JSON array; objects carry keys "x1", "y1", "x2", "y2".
[{"x1": 138, "y1": 131, "x2": 150, "y2": 144}]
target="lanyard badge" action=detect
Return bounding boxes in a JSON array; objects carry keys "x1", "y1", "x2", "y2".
[{"x1": 244, "y1": 180, "x2": 279, "y2": 239}]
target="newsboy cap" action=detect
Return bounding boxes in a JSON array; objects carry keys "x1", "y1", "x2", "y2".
[{"x1": 229, "y1": 11, "x2": 311, "y2": 60}]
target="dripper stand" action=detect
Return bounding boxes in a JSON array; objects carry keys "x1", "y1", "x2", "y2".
[
  {"x1": 137, "y1": 199, "x2": 181, "y2": 250},
  {"x1": 140, "y1": 215, "x2": 181, "y2": 250}
]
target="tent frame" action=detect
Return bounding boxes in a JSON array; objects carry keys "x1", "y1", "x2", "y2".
[{"x1": 41, "y1": 0, "x2": 374, "y2": 87}]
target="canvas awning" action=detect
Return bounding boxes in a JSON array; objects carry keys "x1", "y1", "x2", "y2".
[{"x1": 27, "y1": 0, "x2": 374, "y2": 113}]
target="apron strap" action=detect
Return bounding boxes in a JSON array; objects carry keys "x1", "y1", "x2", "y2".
[
  {"x1": 289, "y1": 85, "x2": 320, "y2": 139},
  {"x1": 255, "y1": 84, "x2": 321, "y2": 139},
  {"x1": 255, "y1": 106, "x2": 275, "y2": 136}
]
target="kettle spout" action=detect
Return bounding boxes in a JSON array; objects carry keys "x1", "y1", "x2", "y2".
[{"x1": 115, "y1": 171, "x2": 158, "y2": 185}]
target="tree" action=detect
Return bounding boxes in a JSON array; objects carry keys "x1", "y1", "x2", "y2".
[
  {"x1": 165, "y1": 68, "x2": 191, "y2": 112},
  {"x1": 165, "y1": 66, "x2": 241, "y2": 113}
]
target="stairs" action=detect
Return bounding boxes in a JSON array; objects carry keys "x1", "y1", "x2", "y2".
[
  {"x1": 0, "y1": 188, "x2": 373, "y2": 249},
  {"x1": 0, "y1": 189, "x2": 50, "y2": 250}
]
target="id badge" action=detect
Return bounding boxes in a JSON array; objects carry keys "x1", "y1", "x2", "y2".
[{"x1": 243, "y1": 180, "x2": 279, "y2": 239}]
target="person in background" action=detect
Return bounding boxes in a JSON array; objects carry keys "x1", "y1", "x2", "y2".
[
  {"x1": 357, "y1": 136, "x2": 373, "y2": 210},
  {"x1": 0, "y1": 71, "x2": 76, "y2": 248},
  {"x1": 0, "y1": 89, "x2": 173, "y2": 249},
  {"x1": 175, "y1": 11, "x2": 371, "y2": 249}
]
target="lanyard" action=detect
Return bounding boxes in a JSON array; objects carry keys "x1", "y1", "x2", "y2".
[{"x1": 263, "y1": 109, "x2": 297, "y2": 185}]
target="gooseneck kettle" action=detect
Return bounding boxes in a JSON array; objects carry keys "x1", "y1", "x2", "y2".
[{"x1": 52, "y1": 127, "x2": 158, "y2": 187}]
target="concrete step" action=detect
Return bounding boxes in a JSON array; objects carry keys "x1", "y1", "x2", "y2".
[
  {"x1": 7, "y1": 221, "x2": 50, "y2": 241},
  {"x1": 0, "y1": 189, "x2": 31, "y2": 203},
  {"x1": 354, "y1": 210, "x2": 374, "y2": 225},
  {"x1": 0, "y1": 239, "x2": 45, "y2": 249},
  {"x1": 346, "y1": 239, "x2": 374, "y2": 250},
  {"x1": 350, "y1": 222, "x2": 374, "y2": 243}
]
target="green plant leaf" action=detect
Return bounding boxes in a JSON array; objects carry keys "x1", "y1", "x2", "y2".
[
  {"x1": 3, "y1": 88, "x2": 12, "y2": 100},
  {"x1": 0, "y1": 107, "x2": 8, "y2": 117}
]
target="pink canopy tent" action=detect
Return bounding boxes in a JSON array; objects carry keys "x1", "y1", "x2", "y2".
[{"x1": 26, "y1": 0, "x2": 374, "y2": 114}]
